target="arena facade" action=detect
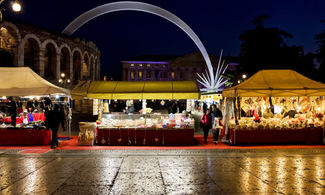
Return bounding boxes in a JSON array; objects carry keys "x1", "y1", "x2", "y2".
[{"x1": 0, "y1": 20, "x2": 101, "y2": 84}]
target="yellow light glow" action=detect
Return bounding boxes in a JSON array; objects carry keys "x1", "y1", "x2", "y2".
[
  {"x1": 12, "y1": 1, "x2": 22, "y2": 12},
  {"x1": 58, "y1": 79, "x2": 63, "y2": 83},
  {"x1": 1, "y1": 96, "x2": 6, "y2": 99},
  {"x1": 242, "y1": 74, "x2": 247, "y2": 79},
  {"x1": 237, "y1": 80, "x2": 241, "y2": 84},
  {"x1": 67, "y1": 79, "x2": 71, "y2": 83},
  {"x1": 61, "y1": 73, "x2": 65, "y2": 78}
]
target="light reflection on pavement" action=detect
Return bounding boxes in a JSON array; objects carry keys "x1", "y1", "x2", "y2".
[{"x1": 0, "y1": 149, "x2": 324, "y2": 194}]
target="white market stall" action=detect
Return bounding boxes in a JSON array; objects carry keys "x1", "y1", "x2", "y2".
[{"x1": 0, "y1": 67, "x2": 70, "y2": 146}]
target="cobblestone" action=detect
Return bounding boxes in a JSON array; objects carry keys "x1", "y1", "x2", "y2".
[{"x1": 0, "y1": 149, "x2": 324, "y2": 194}]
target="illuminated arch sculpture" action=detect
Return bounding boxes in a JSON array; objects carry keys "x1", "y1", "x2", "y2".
[{"x1": 63, "y1": 1, "x2": 227, "y2": 91}]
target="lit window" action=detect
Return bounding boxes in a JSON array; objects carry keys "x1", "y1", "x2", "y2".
[
  {"x1": 131, "y1": 64, "x2": 134, "y2": 67},
  {"x1": 147, "y1": 64, "x2": 150, "y2": 67},
  {"x1": 130, "y1": 70, "x2": 134, "y2": 79},
  {"x1": 139, "y1": 64, "x2": 143, "y2": 67},
  {"x1": 171, "y1": 72, "x2": 175, "y2": 79},
  {"x1": 139, "y1": 71, "x2": 143, "y2": 79}
]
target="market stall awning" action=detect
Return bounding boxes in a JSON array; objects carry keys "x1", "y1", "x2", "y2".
[
  {"x1": 0, "y1": 67, "x2": 69, "y2": 96},
  {"x1": 72, "y1": 81, "x2": 200, "y2": 100},
  {"x1": 223, "y1": 70, "x2": 325, "y2": 97}
]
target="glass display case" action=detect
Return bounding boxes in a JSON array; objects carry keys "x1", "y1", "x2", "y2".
[{"x1": 98, "y1": 113, "x2": 195, "y2": 129}]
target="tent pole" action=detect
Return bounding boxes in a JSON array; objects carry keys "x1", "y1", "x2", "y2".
[
  {"x1": 233, "y1": 97, "x2": 238, "y2": 125},
  {"x1": 237, "y1": 97, "x2": 241, "y2": 120}
]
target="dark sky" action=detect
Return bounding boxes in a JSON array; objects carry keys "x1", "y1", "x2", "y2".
[{"x1": 5, "y1": 0, "x2": 325, "y2": 78}]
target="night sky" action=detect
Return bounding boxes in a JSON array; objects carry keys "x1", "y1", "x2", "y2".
[{"x1": 4, "y1": 0, "x2": 325, "y2": 78}]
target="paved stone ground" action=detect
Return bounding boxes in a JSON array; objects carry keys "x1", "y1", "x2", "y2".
[{"x1": 0, "y1": 149, "x2": 325, "y2": 194}]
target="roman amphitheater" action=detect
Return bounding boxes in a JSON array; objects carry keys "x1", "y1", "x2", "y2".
[{"x1": 0, "y1": 20, "x2": 101, "y2": 84}]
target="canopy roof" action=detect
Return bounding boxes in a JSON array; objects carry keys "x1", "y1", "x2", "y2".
[
  {"x1": 72, "y1": 81, "x2": 200, "y2": 100},
  {"x1": 0, "y1": 67, "x2": 69, "y2": 96},
  {"x1": 223, "y1": 70, "x2": 325, "y2": 97}
]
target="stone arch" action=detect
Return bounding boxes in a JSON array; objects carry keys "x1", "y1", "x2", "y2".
[
  {"x1": 0, "y1": 21, "x2": 21, "y2": 42},
  {"x1": 21, "y1": 34, "x2": 41, "y2": 74},
  {"x1": 60, "y1": 45, "x2": 71, "y2": 79},
  {"x1": 0, "y1": 22, "x2": 21, "y2": 66},
  {"x1": 41, "y1": 39, "x2": 59, "y2": 52},
  {"x1": 72, "y1": 48, "x2": 82, "y2": 81},
  {"x1": 94, "y1": 56, "x2": 100, "y2": 80},
  {"x1": 89, "y1": 54, "x2": 95, "y2": 80},
  {"x1": 43, "y1": 41, "x2": 58, "y2": 80},
  {"x1": 83, "y1": 51, "x2": 90, "y2": 79}
]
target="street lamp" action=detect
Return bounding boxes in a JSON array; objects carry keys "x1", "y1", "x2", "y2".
[
  {"x1": 11, "y1": 0, "x2": 21, "y2": 12},
  {"x1": 0, "y1": 0, "x2": 22, "y2": 22},
  {"x1": 58, "y1": 72, "x2": 71, "y2": 86},
  {"x1": 242, "y1": 74, "x2": 247, "y2": 79}
]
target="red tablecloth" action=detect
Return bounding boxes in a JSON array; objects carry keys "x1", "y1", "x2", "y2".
[
  {"x1": 96, "y1": 128, "x2": 195, "y2": 146},
  {"x1": 4, "y1": 113, "x2": 45, "y2": 124},
  {"x1": 230, "y1": 128, "x2": 324, "y2": 145},
  {"x1": 0, "y1": 128, "x2": 51, "y2": 146}
]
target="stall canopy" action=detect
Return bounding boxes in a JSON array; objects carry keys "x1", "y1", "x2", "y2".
[
  {"x1": 223, "y1": 69, "x2": 325, "y2": 97},
  {"x1": 0, "y1": 67, "x2": 69, "y2": 96},
  {"x1": 71, "y1": 81, "x2": 200, "y2": 100}
]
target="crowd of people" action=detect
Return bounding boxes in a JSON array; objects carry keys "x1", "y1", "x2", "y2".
[{"x1": 200, "y1": 104, "x2": 223, "y2": 144}]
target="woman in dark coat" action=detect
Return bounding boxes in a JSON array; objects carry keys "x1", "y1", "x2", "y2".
[{"x1": 201, "y1": 108, "x2": 212, "y2": 144}]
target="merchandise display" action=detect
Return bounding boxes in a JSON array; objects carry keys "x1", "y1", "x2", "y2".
[
  {"x1": 231, "y1": 96, "x2": 325, "y2": 130},
  {"x1": 230, "y1": 116, "x2": 324, "y2": 130},
  {"x1": 98, "y1": 113, "x2": 195, "y2": 129}
]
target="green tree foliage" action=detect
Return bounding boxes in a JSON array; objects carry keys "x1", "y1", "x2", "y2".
[{"x1": 239, "y1": 15, "x2": 307, "y2": 75}]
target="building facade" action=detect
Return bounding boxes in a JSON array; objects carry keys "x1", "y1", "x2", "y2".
[
  {"x1": 0, "y1": 20, "x2": 101, "y2": 84},
  {"x1": 121, "y1": 52, "x2": 238, "y2": 82}
]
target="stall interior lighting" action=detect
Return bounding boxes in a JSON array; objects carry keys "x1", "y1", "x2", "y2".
[{"x1": 274, "y1": 105, "x2": 282, "y2": 114}]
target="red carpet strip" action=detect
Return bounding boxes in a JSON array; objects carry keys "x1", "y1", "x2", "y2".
[{"x1": 1, "y1": 135, "x2": 324, "y2": 150}]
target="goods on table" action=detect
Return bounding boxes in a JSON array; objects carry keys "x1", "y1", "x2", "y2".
[
  {"x1": 229, "y1": 115, "x2": 324, "y2": 130},
  {"x1": 99, "y1": 113, "x2": 195, "y2": 129}
]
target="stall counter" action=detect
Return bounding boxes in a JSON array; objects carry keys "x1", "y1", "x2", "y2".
[
  {"x1": 0, "y1": 128, "x2": 51, "y2": 146},
  {"x1": 230, "y1": 128, "x2": 324, "y2": 145},
  {"x1": 97, "y1": 127, "x2": 194, "y2": 146}
]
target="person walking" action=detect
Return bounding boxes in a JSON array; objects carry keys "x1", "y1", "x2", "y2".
[
  {"x1": 8, "y1": 97, "x2": 17, "y2": 127},
  {"x1": 48, "y1": 104, "x2": 65, "y2": 149},
  {"x1": 201, "y1": 108, "x2": 212, "y2": 144},
  {"x1": 211, "y1": 104, "x2": 223, "y2": 144}
]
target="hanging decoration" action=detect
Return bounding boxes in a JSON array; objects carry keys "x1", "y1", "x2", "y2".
[{"x1": 197, "y1": 50, "x2": 229, "y2": 92}]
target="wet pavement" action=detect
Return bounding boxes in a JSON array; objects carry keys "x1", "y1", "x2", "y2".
[{"x1": 0, "y1": 149, "x2": 325, "y2": 194}]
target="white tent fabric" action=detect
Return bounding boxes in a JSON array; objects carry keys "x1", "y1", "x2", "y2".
[{"x1": 0, "y1": 67, "x2": 69, "y2": 96}]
